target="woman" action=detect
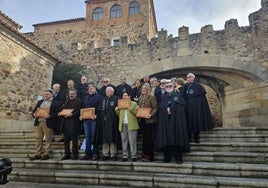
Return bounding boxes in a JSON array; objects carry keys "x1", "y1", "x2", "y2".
[
  {"x1": 115, "y1": 92, "x2": 139, "y2": 162},
  {"x1": 137, "y1": 83, "x2": 157, "y2": 162}
]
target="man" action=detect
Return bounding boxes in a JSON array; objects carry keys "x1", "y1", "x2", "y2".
[
  {"x1": 155, "y1": 81, "x2": 189, "y2": 164},
  {"x1": 114, "y1": 76, "x2": 132, "y2": 98},
  {"x1": 180, "y1": 73, "x2": 215, "y2": 143},
  {"x1": 98, "y1": 78, "x2": 115, "y2": 97},
  {"x1": 63, "y1": 80, "x2": 75, "y2": 102},
  {"x1": 79, "y1": 85, "x2": 103, "y2": 160},
  {"x1": 94, "y1": 86, "x2": 120, "y2": 161},
  {"x1": 30, "y1": 90, "x2": 60, "y2": 160},
  {"x1": 154, "y1": 78, "x2": 166, "y2": 106},
  {"x1": 59, "y1": 89, "x2": 82, "y2": 160},
  {"x1": 77, "y1": 76, "x2": 88, "y2": 100},
  {"x1": 52, "y1": 83, "x2": 65, "y2": 135}
]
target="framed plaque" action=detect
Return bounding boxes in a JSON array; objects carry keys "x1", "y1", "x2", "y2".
[
  {"x1": 118, "y1": 99, "x2": 131, "y2": 109},
  {"x1": 59, "y1": 109, "x2": 73, "y2": 116},
  {"x1": 136, "y1": 108, "x2": 152, "y2": 118},
  {"x1": 80, "y1": 108, "x2": 95, "y2": 119},
  {"x1": 35, "y1": 108, "x2": 50, "y2": 118}
]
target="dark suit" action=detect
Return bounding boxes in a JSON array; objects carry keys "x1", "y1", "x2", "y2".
[
  {"x1": 60, "y1": 98, "x2": 82, "y2": 158},
  {"x1": 32, "y1": 99, "x2": 60, "y2": 130}
]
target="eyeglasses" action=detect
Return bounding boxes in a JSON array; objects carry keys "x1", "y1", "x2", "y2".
[
  {"x1": 165, "y1": 85, "x2": 173, "y2": 88},
  {"x1": 103, "y1": 81, "x2": 109, "y2": 83}
]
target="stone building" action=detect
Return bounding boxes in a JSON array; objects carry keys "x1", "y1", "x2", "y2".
[
  {"x1": 1, "y1": 0, "x2": 268, "y2": 128},
  {"x1": 0, "y1": 11, "x2": 59, "y2": 130}
]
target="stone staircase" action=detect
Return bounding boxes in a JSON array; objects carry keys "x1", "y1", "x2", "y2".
[{"x1": 1, "y1": 127, "x2": 268, "y2": 187}]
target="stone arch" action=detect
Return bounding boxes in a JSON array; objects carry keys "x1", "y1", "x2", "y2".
[{"x1": 129, "y1": 54, "x2": 267, "y2": 127}]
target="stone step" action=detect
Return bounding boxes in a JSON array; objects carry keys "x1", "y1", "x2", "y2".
[
  {"x1": 202, "y1": 127, "x2": 268, "y2": 135},
  {"x1": 200, "y1": 135, "x2": 268, "y2": 142},
  {"x1": 2, "y1": 150, "x2": 267, "y2": 164},
  {"x1": 1, "y1": 141, "x2": 268, "y2": 153},
  {"x1": 11, "y1": 159, "x2": 268, "y2": 179},
  {"x1": 2, "y1": 181, "x2": 131, "y2": 188},
  {"x1": 9, "y1": 168, "x2": 268, "y2": 188}
]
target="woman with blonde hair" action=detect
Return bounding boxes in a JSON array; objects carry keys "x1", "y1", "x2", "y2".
[{"x1": 137, "y1": 83, "x2": 158, "y2": 162}]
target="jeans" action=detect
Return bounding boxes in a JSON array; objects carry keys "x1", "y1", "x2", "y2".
[{"x1": 83, "y1": 120, "x2": 98, "y2": 155}]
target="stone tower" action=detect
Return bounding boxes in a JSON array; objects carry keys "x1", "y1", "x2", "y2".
[{"x1": 85, "y1": 0, "x2": 157, "y2": 41}]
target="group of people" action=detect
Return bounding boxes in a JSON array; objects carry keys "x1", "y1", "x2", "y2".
[{"x1": 30, "y1": 73, "x2": 215, "y2": 164}]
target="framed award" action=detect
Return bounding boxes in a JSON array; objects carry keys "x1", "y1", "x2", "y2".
[
  {"x1": 80, "y1": 108, "x2": 95, "y2": 119},
  {"x1": 136, "y1": 108, "x2": 152, "y2": 118},
  {"x1": 35, "y1": 108, "x2": 50, "y2": 118},
  {"x1": 59, "y1": 109, "x2": 73, "y2": 116},
  {"x1": 118, "y1": 99, "x2": 131, "y2": 109}
]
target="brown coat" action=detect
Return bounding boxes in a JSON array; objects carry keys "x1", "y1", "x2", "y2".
[{"x1": 137, "y1": 95, "x2": 158, "y2": 123}]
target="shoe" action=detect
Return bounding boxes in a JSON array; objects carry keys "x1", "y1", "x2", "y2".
[
  {"x1": 176, "y1": 160, "x2": 183, "y2": 164},
  {"x1": 101, "y1": 156, "x2": 109, "y2": 161},
  {"x1": 131, "y1": 158, "x2": 137, "y2": 162},
  {"x1": 61, "y1": 155, "x2": 71, "y2": 160},
  {"x1": 121, "y1": 158, "x2": 128, "y2": 162},
  {"x1": 79, "y1": 155, "x2": 91, "y2": 160},
  {"x1": 29, "y1": 155, "x2": 41, "y2": 161},
  {"x1": 141, "y1": 158, "x2": 150, "y2": 162},
  {"x1": 41, "y1": 155, "x2": 49, "y2": 160},
  {"x1": 92, "y1": 155, "x2": 98, "y2": 161},
  {"x1": 110, "y1": 156, "x2": 117, "y2": 161},
  {"x1": 58, "y1": 138, "x2": 64, "y2": 142},
  {"x1": 162, "y1": 159, "x2": 171, "y2": 163},
  {"x1": 72, "y1": 156, "x2": 78, "y2": 160}
]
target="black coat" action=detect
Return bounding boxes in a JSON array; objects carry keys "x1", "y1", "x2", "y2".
[
  {"x1": 32, "y1": 99, "x2": 60, "y2": 130},
  {"x1": 181, "y1": 82, "x2": 215, "y2": 132},
  {"x1": 155, "y1": 91, "x2": 189, "y2": 151},
  {"x1": 94, "y1": 95, "x2": 120, "y2": 145},
  {"x1": 115, "y1": 83, "x2": 132, "y2": 98},
  {"x1": 98, "y1": 84, "x2": 116, "y2": 97},
  {"x1": 59, "y1": 98, "x2": 83, "y2": 134}
]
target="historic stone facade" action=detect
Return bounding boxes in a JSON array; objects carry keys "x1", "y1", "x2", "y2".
[
  {"x1": 0, "y1": 11, "x2": 59, "y2": 130},
  {"x1": 1, "y1": 0, "x2": 268, "y2": 128}
]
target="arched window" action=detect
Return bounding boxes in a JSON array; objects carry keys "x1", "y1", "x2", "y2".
[
  {"x1": 92, "y1": 7, "x2": 103, "y2": 21},
  {"x1": 129, "y1": 1, "x2": 140, "y2": 16},
  {"x1": 110, "y1": 4, "x2": 122, "y2": 18}
]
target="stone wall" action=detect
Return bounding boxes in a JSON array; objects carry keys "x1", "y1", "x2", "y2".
[{"x1": 0, "y1": 17, "x2": 58, "y2": 130}]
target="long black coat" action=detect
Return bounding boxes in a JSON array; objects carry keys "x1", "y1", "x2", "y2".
[
  {"x1": 59, "y1": 98, "x2": 82, "y2": 135},
  {"x1": 155, "y1": 91, "x2": 189, "y2": 151},
  {"x1": 181, "y1": 81, "x2": 215, "y2": 132},
  {"x1": 94, "y1": 95, "x2": 120, "y2": 145},
  {"x1": 32, "y1": 99, "x2": 60, "y2": 130}
]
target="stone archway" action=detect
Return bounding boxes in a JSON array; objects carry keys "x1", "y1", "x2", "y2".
[{"x1": 129, "y1": 54, "x2": 268, "y2": 127}]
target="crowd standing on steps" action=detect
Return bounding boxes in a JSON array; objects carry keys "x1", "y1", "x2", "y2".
[{"x1": 30, "y1": 74, "x2": 215, "y2": 164}]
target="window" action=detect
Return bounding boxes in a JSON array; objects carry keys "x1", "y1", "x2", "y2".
[
  {"x1": 113, "y1": 39, "x2": 120, "y2": 47},
  {"x1": 129, "y1": 1, "x2": 140, "y2": 16},
  {"x1": 92, "y1": 7, "x2": 103, "y2": 21},
  {"x1": 110, "y1": 4, "x2": 122, "y2": 18}
]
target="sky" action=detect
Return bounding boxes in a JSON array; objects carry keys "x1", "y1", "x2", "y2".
[{"x1": 0, "y1": 0, "x2": 262, "y2": 36}]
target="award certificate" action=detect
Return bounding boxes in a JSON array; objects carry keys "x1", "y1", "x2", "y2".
[
  {"x1": 80, "y1": 108, "x2": 95, "y2": 119},
  {"x1": 118, "y1": 99, "x2": 131, "y2": 109},
  {"x1": 35, "y1": 108, "x2": 50, "y2": 118},
  {"x1": 59, "y1": 109, "x2": 73, "y2": 116},
  {"x1": 136, "y1": 108, "x2": 152, "y2": 118}
]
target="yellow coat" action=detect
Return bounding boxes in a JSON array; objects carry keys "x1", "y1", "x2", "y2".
[{"x1": 115, "y1": 101, "x2": 139, "y2": 132}]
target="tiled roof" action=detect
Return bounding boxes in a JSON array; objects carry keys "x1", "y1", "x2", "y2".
[
  {"x1": 0, "y1": 10, "x2": 22, "y2": 29},
  {"x1": 33, "y1": 18, "x2": 85, "y2": 27},
  {"x1": 0, "y1": 18, "x2": 60, "y2": 64}
]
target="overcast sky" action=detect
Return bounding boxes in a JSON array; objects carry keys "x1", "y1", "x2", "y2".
[{"x1": 0, "y1": 0, "x2": 261, "y2": 36}]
